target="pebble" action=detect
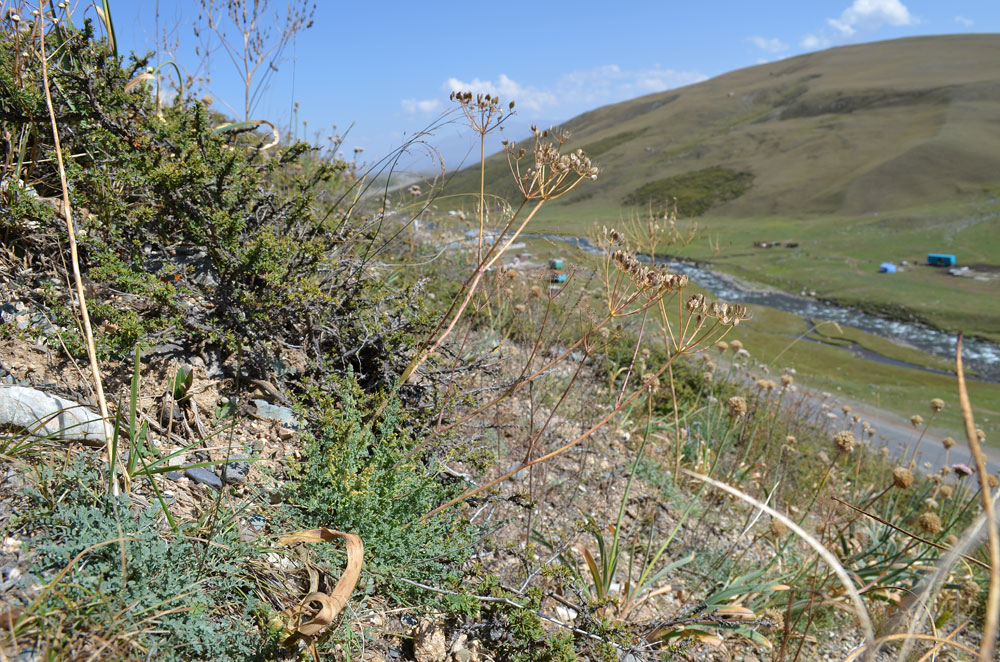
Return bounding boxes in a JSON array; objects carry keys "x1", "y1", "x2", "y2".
[
  {"x1": 220, "y1": 453, "x2": 250, "y2": 485},
  {"x1": 414, "y1": 620, "x2": 447, "y2": 662},
  {"x1": 252, "y1": 400, "x2": 303, "y2": 429},
  {"x1": 164, "y1": 471, "x2": 183, "y2": 482},
  {"x1": 184, "y1": 467, "x2": 223, "y2": 489}
]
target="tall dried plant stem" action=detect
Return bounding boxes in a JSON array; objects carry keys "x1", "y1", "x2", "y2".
[
  {"x1": 956, "y1": 333, "x2": 998, "y2": 662},
  {"x1": 37, "y1": 5, "x2": 122, "y2": 496}
]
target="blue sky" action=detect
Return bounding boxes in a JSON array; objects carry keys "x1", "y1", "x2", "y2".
[{"x1": 115, "y1": 0, "x2": 999, "y2": 169}]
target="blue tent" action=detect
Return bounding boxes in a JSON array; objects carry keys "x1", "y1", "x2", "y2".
[{"x1": 879, "y1": 262, "x2": 897, "y2": 273}]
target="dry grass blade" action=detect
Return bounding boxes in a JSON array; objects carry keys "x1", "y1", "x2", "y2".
[
  {"x1": 843, "y1": 630, "x2": 978, "y2": 661},
  {"x1": 276, "y1": 528, "x2": 363, "y2": 652},
  {"x1": 680, "y1": 469, "x2": 876, "y2": 653},
  {"x1": 955, "y1": 332, "x2": 999, "y2": 662},
  {"x1": 36, "y1": 3, "x2": 121, "y2": 495},
  {"x1": 124, "y1": 72, "x2": 155, "y2": 93}
]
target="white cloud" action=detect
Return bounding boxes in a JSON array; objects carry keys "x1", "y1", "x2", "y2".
[
  {"x1": 826, "y1": 0, "x2": 916, "y2": 36},
  {"x1": 955, "y1": 15, "x2": 974, "y2": 27},
  {"x1": 401, "y1": 98, "x2": 441, "y2": 114},
  {"x1": 801, "y1": 0, "x2": 916, "y2": 51},
  {"x1": 748, "y1": 36, "x2": 789, "y2": 53},
  {"x1": 443, "y1": 65, "x2": 706, "y2": 117},
  {"x1": 800, "y1": 33, "x2": 829, "y2": 49}
]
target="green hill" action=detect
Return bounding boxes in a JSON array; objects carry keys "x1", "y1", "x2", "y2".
[{"x1": 444, "y1": 34, "x2": 1000, "y2": 218}]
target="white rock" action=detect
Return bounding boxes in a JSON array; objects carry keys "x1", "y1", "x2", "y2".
[{"x1": 0, "y1": 385, "x2": 106, "y2": 444}]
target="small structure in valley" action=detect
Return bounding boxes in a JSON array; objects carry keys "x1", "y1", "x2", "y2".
[
  {"x1": 927, "y1": 253, "x2": 956, "y2": 267},
  {"x1": 879, "y1": 262, "x2": 897, "y2": 273}
]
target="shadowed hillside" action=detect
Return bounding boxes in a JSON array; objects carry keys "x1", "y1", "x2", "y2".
[{"x1": 444, "y1": 34, "x2": 1000, "y2": 217}]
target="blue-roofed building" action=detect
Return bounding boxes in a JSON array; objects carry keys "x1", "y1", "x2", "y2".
[{"x1": 927, "y1": 253, "x2": 956, "y2": 266}]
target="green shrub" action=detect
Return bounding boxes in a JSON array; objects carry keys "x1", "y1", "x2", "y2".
[
  {"x1": 1, "y1": 21, "x2": 426, "y2": 387},
  {"x1": 623, "y1": 166, "x2": 754, "y2": 216},
  {"x1": 283, "y1": 384, "x2": 473, "y2": 603}
]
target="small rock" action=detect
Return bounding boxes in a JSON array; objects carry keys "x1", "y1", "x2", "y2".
[
  {"x1": 277, "y1": 426, "x2": 295, "y2": 441},
  {"x1": 252, "y1": 400, "x2": 303, "y2": 429},
  {"x1": 414, "y1": 620, "x2": 447, "y2": 662},
  {"x1": 159, "y1": 398, "x2": 185, "y2": 428},
  {"x1": 164, "y1": 471, "x2": 183, "y2": 482},
  {"x1": 247, "y1": 514, "x2": 267, "y2": 530},
  {"x1": 220, "y1": 453, "x2": 250, "y2": 485},
  {"x1": 184, "y1": 467, "x2": 223, "y2": 489}
]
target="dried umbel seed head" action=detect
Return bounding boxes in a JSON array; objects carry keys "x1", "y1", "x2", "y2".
[
  {"x1": 729, "y1": 340, "x2": 743, "y2": 352},
  {"x1": 604, "y1": 227, "x2": 625, "y2": 246},
  {"x1": 530, "y1": 285, "x2": 543, "y2": 298},
  {"x1": 769, "y1": 517, "x2": 787, "y2": 538},
  {"x1": 686, "y1": 293, "x2": 706, "y2": 313},
  {"x1": 945, "y1": 534, "x2": 958, "y2": 546},
  {"x1": 702, "y1": 371, "x2": 714, "y2": 384},
  {"x1": 989, "y1": 475, "x2": 999, "y2": 489},
  {"x1": 716, "y1": 341, "x2": 729, "y2": 353},
  {"x1": 841, "y1": 405, "x2": 852, "y2": 416},
  {"x1": 910, "y1": 414, "x2": 924, "y2": 427},
  {"x1": 930, "y1": 398, "x2": 945, "y2": 412},
  {"x1": 938, "y1": 484, "x2": 954, "y2": 498},
  {"x1": 833, "y1": 430, "x2": 856, "y2": 454},
  {"x1": 641, "y1": 373, "x2": 661, "y2": 392},
  {"x1": 941, "y1": 465, "x2": 952, "y2": 475},
  {"x1": 892, "y1": 467, "x2": 914, "y2": 489},
  {"x1": 918, "y1": 512, "x2": 943, "y2": 535},
  {"x1": 961, "y1": 580, "x2": 980, "y2": 599},
  {"x1": 852, "y1": 414, "x2": 860, "y2": 424},
  {"x1": 728, "y1": 396, "x2": 748, "y2": 419},
  {"x1": 781, "y1": 374, "x2": 794, "y2": 387},
  {"x1": 514, "y1": 304, "x2": 527, "y2": 314},
  {"x1": 785, "y1": 435, "x2": 796, "y2": 445},
  {"x1": 879, "y1": 447, "x2": 889, "y2": 458},
  {"x1": 942, "y1": 436, "x2": 956, "y2": 450},
  {"x1": 976, "y1": 428, "x2": 986, "y2": 443}
]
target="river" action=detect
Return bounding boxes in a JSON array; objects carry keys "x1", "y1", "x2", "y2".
[{"x1": 526, "y1": 234, "x2": 1000, "y2": 383}]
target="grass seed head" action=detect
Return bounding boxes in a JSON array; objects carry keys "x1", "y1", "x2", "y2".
[
  {"x1": 833, "y1": 430, "x2": 856, "y2": 454},
  {"x1": 728, "y1": 396, "x2": 747, "y2": 419},
  {"x1": 892, "y1": 467, "x2": 914, "y2": 489},
  {"x1": 918, "y1": 512, "x2": 942, "y2": 535}
]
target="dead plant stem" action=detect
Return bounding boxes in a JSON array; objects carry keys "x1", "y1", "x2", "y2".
[{"x1": 37, "y1": 3, "x2": 122, "y2": 495}]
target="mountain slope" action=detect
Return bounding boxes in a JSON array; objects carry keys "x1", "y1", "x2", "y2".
[{"x1": 443, "y1": 35, "x2": 1000, "y2": 218}]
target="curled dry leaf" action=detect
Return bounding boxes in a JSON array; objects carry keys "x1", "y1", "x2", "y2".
[{"x1": 276, "y1": 528, "x2": 364, "y2": 646}]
